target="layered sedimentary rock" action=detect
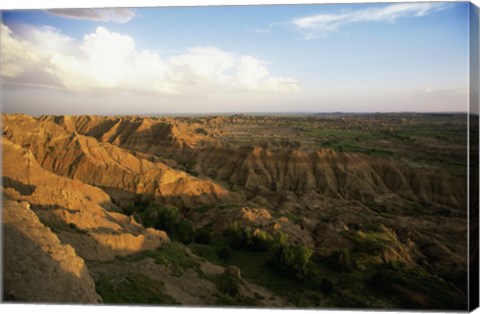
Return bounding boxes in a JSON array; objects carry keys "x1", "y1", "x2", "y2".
[
  {"x1": 2, "y1": 114, "x2": 241, "y2": 208},
  {"x1": 36, "y1": 114, "x2": 465, "y2": 210},
  {"x1": 1, "y1": 113, "x2": 468, "y2": 307},
  {"x1": 44, "y1": 114, "x2": 211, "y2": 152},
  {"x1": 194, "y1": 146, "x2": 466, "y2": 210},
  {"x1": 2, "y1": 138, "x2": 169, "y2": 261}
]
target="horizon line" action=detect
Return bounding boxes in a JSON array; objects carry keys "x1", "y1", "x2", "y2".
[{"x1": 3, "y1": 111, "x2": 473, "y2": 117}]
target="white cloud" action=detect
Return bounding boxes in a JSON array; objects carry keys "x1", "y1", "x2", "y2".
[
  {"x1": 1, "y1": 24, "x2": 40, "y2": 78},
  {"x1": 14, "y1": 24, "x2": 79, "y2": 55},
  {"x1": 1, "y1": 23, "x2": 298, "y2": 94},
  {"x1": 46, "y1": 8, "x2": 136, "y2": 23},
  {"x1": 291, "y1": 2, "x2": 450, "y2": 39},
  {"x1": 169, "y1": 47, "x2": 236, "y2": 86}
]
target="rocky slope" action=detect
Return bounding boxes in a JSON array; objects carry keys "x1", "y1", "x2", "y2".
[
  {"x1": 3, "y1": 198, "x2": 101, "y2": 303},
  {"x1": 1, "y1": 113, "x2": 469, "y2": 308},
  {"x1": 192, "y1": 146, "x2": 465, "y2": 210},
  {"x1": 1, "y1": 116, "x2": 285, "y2": 305},
  {"x1": 2, "y1": 114, "x2": 241, "y2": 208},
  {"x1": 2, "y1": 138, "x2": 169, "y2": 261},
  {"x1": 41, "y1": 114, "x2": 466, "y2": 211},
  {"x1": 44, "y1": 114, "x2": 212, "y2": 152}
]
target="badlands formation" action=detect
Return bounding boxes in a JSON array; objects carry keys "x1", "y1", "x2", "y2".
[{"x1": 1, "y1": 113, "x2": 470, "y2": 309}]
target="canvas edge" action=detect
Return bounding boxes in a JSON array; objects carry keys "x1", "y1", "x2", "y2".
[{"x1": 469, "y1": 1, "x2": 480, "y2": 312}]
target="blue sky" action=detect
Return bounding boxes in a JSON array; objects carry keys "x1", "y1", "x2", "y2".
[{"x1": 0, "y1": 2, "x2": 471, "y2": 114}]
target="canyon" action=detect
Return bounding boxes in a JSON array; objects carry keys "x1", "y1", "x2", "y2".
[{"x1": 1, "y1": 113, "x2": 470, "y2": 309}]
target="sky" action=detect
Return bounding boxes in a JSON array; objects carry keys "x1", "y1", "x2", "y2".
[{"x1": 0, "y1": 1, "x2": 472, "y2": 115}]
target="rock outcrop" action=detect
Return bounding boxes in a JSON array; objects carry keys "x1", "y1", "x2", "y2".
[
  {"x1": 2, "y1": 114, "x2": 242, "y2": 208},
  {"x1": 2, "y1": 138, "x2": 170, "y2": 261},
  {"x1": 30, "y1": 114, "x2": 466, "y2": 210},
  {"x1": 45, "y1": 114, "x2": 212, "y2": 152},
  {"x1": 2, "y1": 199, "x2": 101, "y2": 303},
  {"x1": 193, "y1": 146, "x2": 466, "y2": 210},
  {"x1": 1, "y1": 113, "x2": 468, "y2": 307}
]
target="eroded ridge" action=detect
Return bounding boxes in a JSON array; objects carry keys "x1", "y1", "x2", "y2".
[{"x1": 2, "y1": 113, "x2": 468, "y2": 309}]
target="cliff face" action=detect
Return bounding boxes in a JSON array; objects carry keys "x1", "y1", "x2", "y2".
[
  {"x1": 193, "y1": 146, "x2": 465, "y2": 209},
  {"x1": 2, "y1": 114, "x2": 241, "y2": 208},
  {"x1": 1, "y1": 113, "x2": 468, "y2": 307},
  {"x1": 44, "y1": 114, "x2": 211, "y2": 152},
  {"x1": 2, "y1": 138, "x2": 169, "y2": 262},
  {"x1": 34, "y1": 114, "x2": 465, "y2": 211},
  {"x1": 3, "y1": 199, "x2": 101, "y2": 303}
]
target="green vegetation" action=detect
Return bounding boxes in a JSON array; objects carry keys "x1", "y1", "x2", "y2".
[
  {"x1": 6, "y1": 113, "x2": 469, "y2": 309},
  {"x1": 369, "y1": 263, "x2": 467, "y2": 309},
  {"x1": 95, "y1": 274, "x2": 178, "y2": 304},
  {"x1": 228, "y1": 222, "x2": 273, "y2": 252},
  {"x1": 227, "y1": 224, "x2": 312, "y2": 280},
  {"x1": 194, "y1": 204, "x2": 214, "y2": 213},
  {"x1": 299, "y1": 115, "x2": 467, "y2": 176},
  {"x1": 217, "y1": 245, "x2": 233, "y2": 260},
  {"x1": 124, "y1": 198, "x2": 197, "y2": 244},
  {"x1": 115, "y1": 194, "x2": 466, "y2": 309},
  {"x1": 325, "y1": 249, "x2": 354, "y2": 273},
  {"x1": 153, "y1": 206, "x2": 179, "y2": 233},
  {"x1": 207, "y1": 272, "x2": 259, "y2": 306},
  {"x1": 305, "y1": 128, "x2": 395, "y2": 158},
  {"x1": 190, "y1": 230, "x2": 344, "y2": 306},
  {"x1": 114, "y1": 113, "x2": 469, "y2": 308},
  {"x1": 208, "y1": 273, "x2": 241, "y2": 298},
  {"x1": 173, "y1": 219, "x2": 195, "y2": 244},
  {"x1": 194, "y1": 227, "x2": 213, "y2": 244},
  {"x1": 188, "y1": 219, "x2": 467, "y2": 309},
  {"x1": 272, "y1": 243, "x2": 313, "y2": 279},
  {"x1": 191, "y1": 240, "x2": 309, "y2": 305},
  {"x1": 120, "y1": 242, "x2": 201, "y2": 276}
]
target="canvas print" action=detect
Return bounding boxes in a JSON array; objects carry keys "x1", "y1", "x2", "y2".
[{"x1": 1, "y1": 1, "x2": 479, "y2": 310}]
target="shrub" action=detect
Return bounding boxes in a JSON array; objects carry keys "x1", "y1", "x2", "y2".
[
  {"x1": 138, "y1": 205, "x2": 196, "y2": 244},
  {"x1": 212, "y1": 273, "x2": 240, "y2": 297},
  {"x1": 194, "y1": 228, "x2": 213, "y2": 244},
  {"x1": 228, "y1": 222, "x2": 252, "y2": 249},
  {"x1": 227, "y1": 222, "x2": 276, "y2": 252},
  {"x1": 250, "y1": 229, "x2": 272, "y2": 252},
  {"x1": 124, "y1": 195, "x2": 151, "y2": 216},
  {"x1": 195, "y1": 204, "x2": 213, "y2": 213},
  {"x1": 217, "y1": 246, "x2": 233, "y2": 260},
  {"x1": 95, "y1": 274, "x2": 178, "y2": 304},
  {"x1": 173, "y1": 219, "x2": 195, "y2": 244},
  {"x1": 137, "y1": 242, "x2": 201, "y2": 276},
  {"x1": 370, "y1": 269, "x2": 391, "y2": 292},
  {"x1": 273, "y1": 244, "x2": 313, "y2": 280},
  {"x1": 154, "y1": 206, "x2": 180, "y2": 233},
  {"x1": 272, "y1": 231, "x2": 289, "y2": 248},
  {"x1": 326, "y1": 249, "x2": 353, "y2": 273},
  {"x1": 132, "y1": 212, "x2": 143, "y2": 225},
  {"x1": 319, "y1": 278, "x2": 335, "y2": 295}
]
